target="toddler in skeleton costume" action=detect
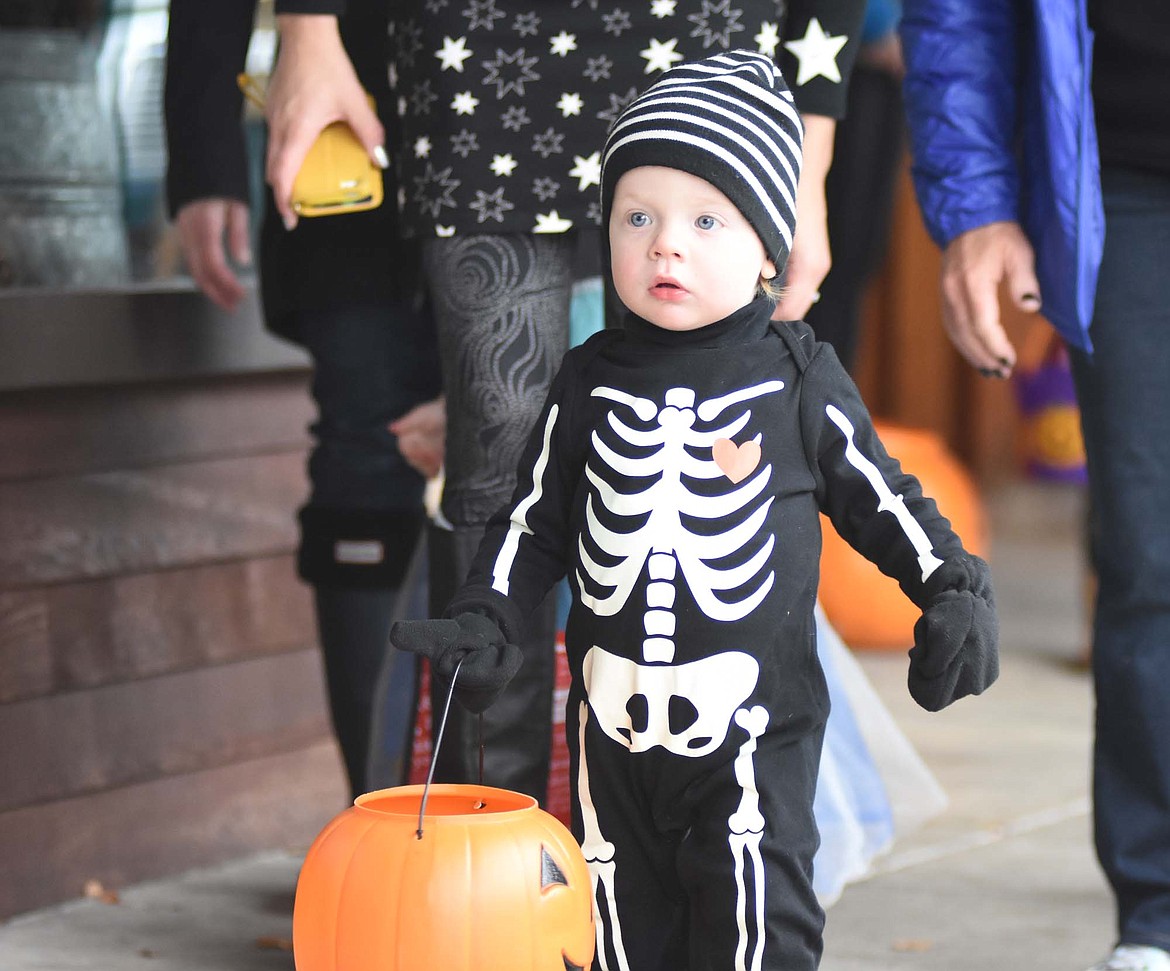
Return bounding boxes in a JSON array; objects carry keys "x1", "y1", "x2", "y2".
[{"x1": 392, "y1": 50, "x2": 998, "y2": 971}]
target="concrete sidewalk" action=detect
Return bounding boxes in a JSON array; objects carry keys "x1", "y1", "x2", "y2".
[{"x1": 0, "y1": 482, "x2": 1117, "y2": 970}]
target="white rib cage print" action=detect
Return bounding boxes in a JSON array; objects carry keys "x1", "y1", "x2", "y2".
[{"x1": 576, "y1": 381, "x2": 784, "y2": 661}]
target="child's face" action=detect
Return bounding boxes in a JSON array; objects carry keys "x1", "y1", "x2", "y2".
[{"x1": 609, "y1": 166, "x2": 777, "y2": 331}]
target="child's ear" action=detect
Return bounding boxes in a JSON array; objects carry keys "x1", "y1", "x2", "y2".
[{"x1": 762, "y1": 259, "x2": 778, "y2": 280}]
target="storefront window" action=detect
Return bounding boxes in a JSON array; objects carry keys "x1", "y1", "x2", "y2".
[{"x1": 0, "y1": 0, "x2": 273, "y2": 291}]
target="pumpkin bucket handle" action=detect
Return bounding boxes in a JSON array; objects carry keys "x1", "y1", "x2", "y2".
[{"x1": 416, "y1": 654, "x2": 485, "y2": 838}]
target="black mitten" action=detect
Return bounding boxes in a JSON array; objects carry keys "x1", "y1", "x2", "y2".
[
  {"x1": 907, "y1": 554, "x2": 1000, "y2": 711},
  {"x1": 390, "y1": 612, "x2": 523, "y2": 714}
]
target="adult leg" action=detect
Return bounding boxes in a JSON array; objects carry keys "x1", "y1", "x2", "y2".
[
  {"x1": 804, "y1": 64, "x2": 905, "y2": 372},
  {"x1": 297, "y1": 295, "x2": 441, "y2": 800},
  {"x1": 422, "y1": 233, "x2": 573, "y2": 802},
  {"x1": 1070, "y1": 166, "x2": 1170, "y2": 952}
]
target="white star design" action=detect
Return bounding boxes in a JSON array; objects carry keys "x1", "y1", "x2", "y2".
[
  {"x1": 640, "y1": 37, "x2": 684, "y2": 74},
  {"x1": 549, "y1": 30, "x2": 578, "y2": 57},
  {"x1": 650, "y1": 0, "x2": 676, "y2": 18},
  {"x1": 533, "y1": 210, "x2": 573, "y2": 233},
  {"x1": 435, "y1": 35, "x2": 473, "y2": 72},
  {"x1": 414, "y1": 135, "x2": 433, "y2": 158},
  {"x1": 491, "y1": 153, "x2": 518, "y2": 176},
  {"x1": 451, "y1": 90, "x2": 480, "y2": 114},
  {"x1": 435, "y1": 225, "x2": 456, "y2": 237},
  {"x1": 754, "y1": 20, "x2": 780, "y2": 57},
  {"x1": 569, "y1": 151, "x2": 601, "y2": 191},
  {"x1": 783, "y1": 17, "x2": 848, "y2": 85},
  {"x1": 557, "y1": 92, "x2": 584, "y2": 116}
]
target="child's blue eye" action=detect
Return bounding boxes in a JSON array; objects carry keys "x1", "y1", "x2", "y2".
[
  {"x1": 629, "y1": 211, "x2": 650, "y2": 227},
  {"x1": 696, "y1": 214, "x2": 717, "y2": 230}
]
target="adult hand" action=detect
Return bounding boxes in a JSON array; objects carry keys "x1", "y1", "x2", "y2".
[
  {"x1": 175, "y1": 198, "x2": 252, "y2": 311},
  {"x1": 857, "y1": 32, "x2": 904, "y2": 78},
  {"x1": 939, "y1": 221, "x2": 1041, "y2": 378},
  {"x1": 773, "y1": 114, "x2": 835, "y2": 321},
  {"x1": 389, "y1": 396, "x2": 447, "y2": 480},
  {"x1": 266, "y1": 14, "x2": 388, "y2": 231}
]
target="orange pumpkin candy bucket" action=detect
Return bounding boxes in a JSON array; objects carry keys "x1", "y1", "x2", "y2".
[{"x1": 292, "y1": 669, "x2": 596, "y2": 970}]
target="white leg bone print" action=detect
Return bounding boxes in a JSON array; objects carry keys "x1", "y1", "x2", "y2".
[
  {"x1": 729, "y1": 706, "x2": 770, "y2": 971},
  {"x1": 574, "y1": 383, "x2": 784, "y2": 969},
  {"x1": 577, "y1": 702, "x2": 631, "y2": 971}
]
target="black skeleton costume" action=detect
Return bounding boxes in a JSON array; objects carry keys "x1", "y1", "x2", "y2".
[{"x1": 392, "y1": 52, "x2": 997, "y2": 971}]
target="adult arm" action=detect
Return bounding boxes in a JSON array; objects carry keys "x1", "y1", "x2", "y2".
[
  {"x1": 901, "y1": 0, "x2": 1040, "y2": 375},
  {"x1": 774, "y1": 0, "x2": 866, "y2": 320},
  {"x1": 774, "y1": 113, "x2": 835, "y2": 321},
  {"x1": 164, "y1": 0, "x2": 257, "y2": 309},
  {"x1": 265, "y1": 3, "x2": 387, "y2": 230}
]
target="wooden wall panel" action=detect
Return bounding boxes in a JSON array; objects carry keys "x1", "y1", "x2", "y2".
[
  {"x1": 0, "y1": 649, "x2": 330, "y2": 813},
  {"x1": 0, "y1": 742, "x2": 346, "y2": 920},
  {"x1": 0, "y1": 590, "x2": 52, "y2": 702},
  {"x1": 0, "y1": 374, "x2": 313, "y2": 483},
  {"x1": 0, "y1": 453, "x2": 307, "y2": 588},
  {"x1": 0, "y1": 363, "x2": 342, "y2": 919},
  {"x1": 0, "y1": 555, "x2": 312, "y2": 704}
]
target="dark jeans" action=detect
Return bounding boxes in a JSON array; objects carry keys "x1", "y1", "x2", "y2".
[
  {"x1": 805, "y1": 63, "x2": 904, "y2": 373},
  {"x1": 1070, "y1": 165, "x2": 1170, "y2": 951},
  {"x1": 301, "y1": 297, "x2": 440, "y2": 516},
  {"x1": 296, "y1": 296, "x2": 441, "y2": 798}
]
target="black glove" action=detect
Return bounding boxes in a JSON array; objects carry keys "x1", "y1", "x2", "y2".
[
  {"x1": 907, "y1": 554, "x2": 1000, "y2": 712},
  {"x1": 390, "y1": 611, "x2": 523, "y2": 714}
]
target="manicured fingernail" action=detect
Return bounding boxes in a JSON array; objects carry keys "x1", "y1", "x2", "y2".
[
  {"x1": 1021, "y1": 292, "x2": 1041, "y2": 309},
  {"x1": 998, "y1": 357, "x2": 1013, "y2": 369},
  {"x1": 979, "y1": 367, "x2": 997, "y2": 378},
  {"x1": 282, "y1": 213, "x2": 296, "y2": 231},
  {"x1": 373, "y1": 145, "x2": 390, "y2": 168}
]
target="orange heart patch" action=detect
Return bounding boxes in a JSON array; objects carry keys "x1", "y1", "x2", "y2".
[{"x1": 712, "y1": 438, "x2": 761, "y2": 483}]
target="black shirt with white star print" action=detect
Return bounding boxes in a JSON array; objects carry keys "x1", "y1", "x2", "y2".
[{"x1": 278, "y1": 0, "x2": 863, "y2": 238}]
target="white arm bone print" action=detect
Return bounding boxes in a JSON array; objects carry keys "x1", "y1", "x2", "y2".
[
  {"x1": 491, "y1": 404, "x2": 560, "y2": 597},
  {"x1": 824, "y1": 405, "x2": 944, "y2": 583},
  {"x1": 578, "y1": 382, "x2": 784, "y2": 661}
]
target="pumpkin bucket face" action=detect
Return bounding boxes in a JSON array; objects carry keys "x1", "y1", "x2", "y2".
[{"x1": 293, "y1": 784, "x2": 595, "y2": 971}]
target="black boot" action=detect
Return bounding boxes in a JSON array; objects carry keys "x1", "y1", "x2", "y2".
[
  {"x1": 315, "y1": 585, "x2": 419, "y2": 800},
  {"x1": 426, "y1": 522, "x2": 555, "y2": 803}
]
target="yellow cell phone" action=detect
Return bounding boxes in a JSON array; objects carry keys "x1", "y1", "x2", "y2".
[{"x1": 237, "y1": 74, "x2": 384, "y2": 218}]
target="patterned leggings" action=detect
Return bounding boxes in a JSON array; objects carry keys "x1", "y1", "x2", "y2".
[{"x1": 421, "y1": 232, "x2": 574, "y2": 800}]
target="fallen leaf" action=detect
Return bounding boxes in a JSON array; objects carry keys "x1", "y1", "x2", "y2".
[
  {"x1": 891, "y1": 938, "x2": 934, "y2": 952},
  {"x1": 82, "y1": 879, "x2": 121, "y2": 905},
  {"x1": 255, "y1": 936, "x2": 294, "y2": 952}
]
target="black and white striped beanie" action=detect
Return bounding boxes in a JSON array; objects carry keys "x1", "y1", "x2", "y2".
[{"x1": 601, "y1": 50, "x2": 804, "y2": 270}]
